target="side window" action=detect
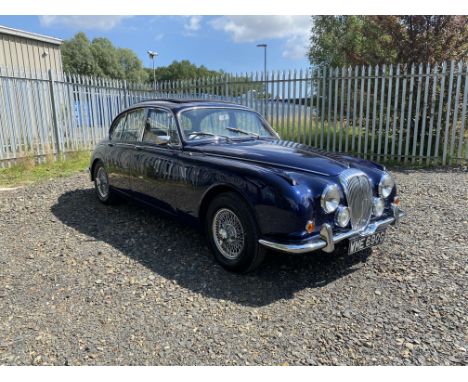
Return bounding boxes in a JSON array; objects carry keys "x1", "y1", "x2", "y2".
[
  {"x1": 120, "y1": 109, "x2": 145, "y2": 142},
  {"x1": 143, "y1": 108, "x2": 180, "y2": 145},
  {"x1": 110, "y1": 114, "x2": 127, "y2": 140}
]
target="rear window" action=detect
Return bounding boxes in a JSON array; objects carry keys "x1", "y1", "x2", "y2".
[{"x1": 110, "y1": 114, "x2": 127, "y2": 140}]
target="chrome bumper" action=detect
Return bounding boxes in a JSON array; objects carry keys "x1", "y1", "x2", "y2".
[{"x1": 258, "y1": 205, "x2": 406, "y2": 255}]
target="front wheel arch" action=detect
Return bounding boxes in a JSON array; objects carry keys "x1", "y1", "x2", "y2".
[
  {"x1": 198, "y1": 184, "x2": 257, "y2": 233},
  {"x1": 204, "y1": 191, "x2": 266, "y2": 272}
]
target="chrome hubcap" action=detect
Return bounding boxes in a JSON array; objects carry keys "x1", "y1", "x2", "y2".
[
  {"x1": 95, "y1": 167, "x2": 109, "y2": 198},
  {"x1": 212, "y1": 208, "x2": 245, "y2": 259}
]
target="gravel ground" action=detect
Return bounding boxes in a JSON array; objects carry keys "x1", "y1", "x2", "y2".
[{"x1": 0, "y1": 168, "x2": 467, "y2": 365}]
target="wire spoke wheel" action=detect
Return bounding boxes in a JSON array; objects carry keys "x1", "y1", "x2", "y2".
[
  {"x1": 212, "y1": 208, "x2": 245, "y2": 260},
  {"x1": 95, "y1": 167, "x2": 109, "y2": 199}
]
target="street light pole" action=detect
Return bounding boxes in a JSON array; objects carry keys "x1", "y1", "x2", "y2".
[
  {"x1": 256, "y1": 43, "x2": 267, "y2": 114},
  {"x1": 147, "y1": 50, "x2": 158, "y2": 92}
]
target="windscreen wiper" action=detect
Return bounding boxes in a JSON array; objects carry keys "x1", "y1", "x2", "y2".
[
  {"x1": 188, "y1": 131, "x2": 232, "y2": 141},
  {"x1": 225, "y1": 127, "x2": 259, "y2": 138}
]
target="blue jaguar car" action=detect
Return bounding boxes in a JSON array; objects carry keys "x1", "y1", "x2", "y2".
[{"x1": 89, "y1": 99, "x2": 405, "y2": 272}]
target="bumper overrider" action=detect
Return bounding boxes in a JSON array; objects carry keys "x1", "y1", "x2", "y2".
[{"x1": 259, "y1": 204, "x2": 406, "y2": 254}]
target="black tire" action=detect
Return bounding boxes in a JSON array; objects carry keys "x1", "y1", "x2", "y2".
[
  {"x1": 205, "y1": 192, "x2": 266, "y2": 273},
  {"x1": 93, "y1": 160, "x2": 118, "y2": 205}
]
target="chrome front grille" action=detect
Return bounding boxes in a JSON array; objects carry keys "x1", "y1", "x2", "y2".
[{"x1": 339, "y1": 169, "x2": 373, "y2": 231}]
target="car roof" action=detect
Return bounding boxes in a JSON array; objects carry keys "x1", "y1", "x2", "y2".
[{"x1": 128, "y1": 98, "x2": 251, "y2": 113}]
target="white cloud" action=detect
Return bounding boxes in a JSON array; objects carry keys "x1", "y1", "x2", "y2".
[
  {"x1": 210, "y1": 16, "x2": 310, "y2": 60},
  {"x1": 154, "y1": 33, "x2": 164, "y2": 41},
  {"x1": 184, "y1": 16, "x2": 202, "y2": 32},
  {"x1": 39, "y1": 16, "x2": 130, "y2": 31},
  {"x1": 282, "y1": 34, "x2": 309, "y2": 60}
]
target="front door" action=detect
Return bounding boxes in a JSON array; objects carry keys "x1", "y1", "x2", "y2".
[{"x1": 130, "y1": 107, "x2": 184, "y2": 213}]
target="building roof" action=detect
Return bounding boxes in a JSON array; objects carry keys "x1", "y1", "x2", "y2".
[{"x1": 0, "y1": 25, "x2": 62, "y2": 45}]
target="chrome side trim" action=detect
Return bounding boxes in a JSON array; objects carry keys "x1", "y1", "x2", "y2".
[{"x1": 259, "y1": 208, "x2": 406, "y2": 254}]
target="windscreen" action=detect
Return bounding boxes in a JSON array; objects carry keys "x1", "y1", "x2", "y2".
[{"x1": 178, "y1": 108, "x2": 276, "y2": 140}]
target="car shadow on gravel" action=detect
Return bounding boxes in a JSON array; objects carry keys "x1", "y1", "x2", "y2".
[{"x1": 51, "y1": 189, "x2": 371, "y2": 307}]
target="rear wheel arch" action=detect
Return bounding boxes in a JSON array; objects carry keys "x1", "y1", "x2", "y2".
[{"x1": 90, "y1": 158, "x2": 102, "y2": 181}]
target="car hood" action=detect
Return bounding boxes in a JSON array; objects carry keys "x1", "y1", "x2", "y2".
[{"x1": 188, "y1": 139, "x2": 383, "y2": 177}]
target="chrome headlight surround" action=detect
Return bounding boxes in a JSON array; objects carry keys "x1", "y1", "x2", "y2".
[
  {"x1": 335, "y1": 206, "x2": 351, "y2": 227},
  {"x1": 321, "y1": 184, "x2": 340, "y2": 214},
  {"x1": 379, "y1": 173, "x2": 395, "y2": 198}
]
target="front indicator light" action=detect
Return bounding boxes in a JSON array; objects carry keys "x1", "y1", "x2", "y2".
[
  {"x1": 305, "y1": 220, "x2": 315, "y2": 234},
  {"x1": 373, "y1": 197, "x2": 385, "y2": 217},
  {"x1": 335, "y1": 206, "x2": 350, "y2": 228},
  {"x1": 393, "y1": 196, "x2": 400, "y2": 206}
]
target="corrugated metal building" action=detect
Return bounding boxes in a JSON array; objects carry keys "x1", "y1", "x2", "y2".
[{"x1": 0, "y1": 25, "x2": 63, "y2": 78}]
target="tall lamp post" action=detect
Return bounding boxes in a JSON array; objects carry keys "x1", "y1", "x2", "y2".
[
  {"x1": 256, "y1": 43, "x2": 267, "y2": 114},
  {"x1": 147, "y1": 50, "x2": 158, "y2": 92}
]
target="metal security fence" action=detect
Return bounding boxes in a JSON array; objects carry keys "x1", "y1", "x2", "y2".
[
  {"x1": 0, "y1": 68, "x2": 153, "y2": 166},
  {"x1": 0, "y1": 61, "x2": 467, "y2": 167}
]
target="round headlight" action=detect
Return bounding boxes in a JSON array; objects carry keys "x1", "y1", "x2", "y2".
[
  {"x1": 321, "y1": 184, "x2": 340, "y2": 213},
  {"x1": 379, "y1": 173, "x2": 395, "y2": 198},
  {"x1": 373, "y1": 197, "x2": 385, "y2": 217},
  {"x1": 335, "y1": 206, "x2": 350, "y2": 227}
]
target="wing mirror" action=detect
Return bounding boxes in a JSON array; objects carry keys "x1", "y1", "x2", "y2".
[{"x1": 155, "y1": 135, "x2": 171, "y2": 145}]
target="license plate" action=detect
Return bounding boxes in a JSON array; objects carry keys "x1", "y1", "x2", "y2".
[{"x1": 348, "y1": 230, "x2": 386, "y2": 255}]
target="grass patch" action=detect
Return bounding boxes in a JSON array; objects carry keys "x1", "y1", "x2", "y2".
[{"x1": 0, "y1": 151, "x2": 91, "y2": 187}]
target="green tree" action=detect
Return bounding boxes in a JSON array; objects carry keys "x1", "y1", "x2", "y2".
[
  {"x1": 145, "y1": 60, "x2": 220, "y2": 82},
  {"x1": 61, "y1": 32, "x2": 102, "y2": 76},
  {"x1": 118, "y1": 48, "x2": 148, "y2": 83},
  {"x1": 145, "y1": 60, "x2": 263, "y2": 97},
  {"x1": 61, "y1": 32, "x2": 148, "y2": 82},
  {"x1": 373, "y1": 16, "x2": 468, "y2": 65},
  {"x1": 90, "y1": 37, "x2": 124, "y2": 79},
  {"x1": 308, "y1": 16, "x2": 468, "y2": 67}
]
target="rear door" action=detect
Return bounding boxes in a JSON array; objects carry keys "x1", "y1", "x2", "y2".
[
  {"x1": 108, "y1": 108, "x2": 145, "y2": 193},
  {"x1": 106, "y1": 112, "x2": 128, "y2": 191}
]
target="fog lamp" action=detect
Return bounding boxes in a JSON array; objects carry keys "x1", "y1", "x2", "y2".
[
  {"x1": 373, "y1": 197, "x2": 385, "y2": 217},
  {"x1": 335, "y1": 206, "x2": 350, "y2": 228}
]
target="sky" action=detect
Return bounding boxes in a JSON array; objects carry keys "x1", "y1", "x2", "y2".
[{"x1": 0, "y1": 15, "x2": 312, "y2": 73}]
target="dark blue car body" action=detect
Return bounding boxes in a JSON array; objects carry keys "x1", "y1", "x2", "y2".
[{"x1": 90, "y1": 99, "x2": 404, "y2": 270}]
